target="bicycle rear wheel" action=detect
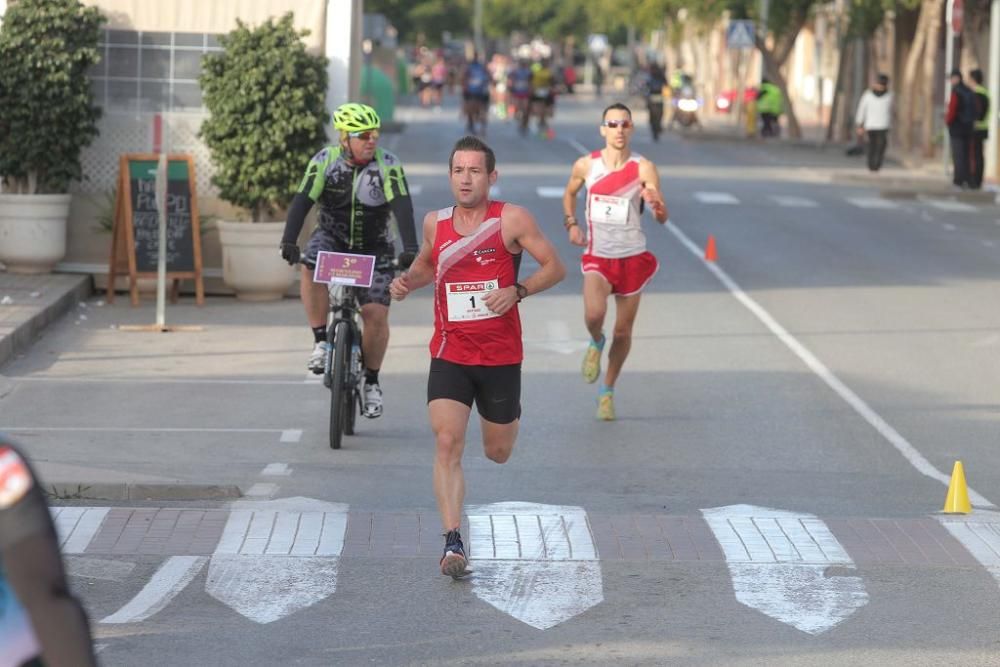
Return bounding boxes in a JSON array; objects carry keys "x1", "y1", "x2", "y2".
[{"x1": 329, "y1": 320, "x2": 351, "y2": 450}]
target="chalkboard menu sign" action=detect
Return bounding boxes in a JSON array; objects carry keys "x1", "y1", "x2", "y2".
[{"x1": 108, "y1": 154, "x2": 204, "y2": 305}]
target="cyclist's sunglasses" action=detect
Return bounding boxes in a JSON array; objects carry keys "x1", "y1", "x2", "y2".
[
  {"x1": 602, "y1": 120, "x2": 633, "y2": 129},
  {"x1": 348, "y1": 130, "x2": 379, "y2": 141}
]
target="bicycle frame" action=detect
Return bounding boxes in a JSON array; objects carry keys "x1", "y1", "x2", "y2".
[{"x1": 324, "y1": 283, "x2": 364, "y2": 449}]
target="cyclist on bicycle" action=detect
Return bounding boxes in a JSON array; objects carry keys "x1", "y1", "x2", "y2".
[{"x1": 280, "y1": 102, "x2": 419, "y2": 419}]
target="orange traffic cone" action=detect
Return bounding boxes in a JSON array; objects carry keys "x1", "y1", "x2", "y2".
[{"x1": 704, "y1": 235, "x2": 718, "y2": 262}]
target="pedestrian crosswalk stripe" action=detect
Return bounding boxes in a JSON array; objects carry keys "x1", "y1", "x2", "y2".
[
  {"x1": 771, "y1": 195, "x2": 818, "y2": 208},
  {"x1": 536, "y1": 186, "x2": 565, "y2": 198},
  {"x1": 926, "y1": 199, "x2": 977, "y2": 212},
  {"x1": 694, "y1": 191, "x2": 740, "y2": 205},
  {"x1": 846, "y1": 197, "x2": 898, "y2": 209}
]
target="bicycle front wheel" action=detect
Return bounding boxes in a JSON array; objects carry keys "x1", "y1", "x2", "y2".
[{"x1": 329, "y1": 320, "x2": 351, "y2": 450}]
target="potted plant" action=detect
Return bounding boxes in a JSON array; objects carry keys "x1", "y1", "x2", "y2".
[
  {"x1": 200, "y1": 13, "x2": 328, "y2": 301},
  {"x1": 0, "y1": 0, "x2": 104, "y2": 273}
]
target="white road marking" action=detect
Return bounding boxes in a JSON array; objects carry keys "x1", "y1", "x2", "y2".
[
  {"x1": 61, "y1": 508, "x2": 110, "y2": 554},
  {"x1": 694, "y1": 191, "x2": 740, "y2": 205},
  {"x1": 205, "y1": 555, "x2": 340, "y2": 625},
  {"x1": 666, "y1": 222, "x2": 995, "y2": 508},
  {"x1": 937, "y1": 512, "x2": 1000, "y2": 589},
  {"x1": 566, "y1": 138, "x2": 590, "y2": 155},
  {"x1": 261, "y1": 463, "x2": 291, "y2": 476},
  {"x1": 771, "y1": 195, "x2": 818, "y2": 208},
  {"x1": 244, "y1": 483, "x2": 279, "y2": 499},
  {"x1": 280, "y1": 429, "x2": 303, "y2": 443},
  {"x1": 846, "y1": 197, "x2": 898, "y2": 210},
  {"x1": 526, "y1": 320, "x2": 579, "y2": 355},
  {"x1": 6, "y1": 427, "x2": 295, "y2": 435},
  {"x1": 926, "y1": 199, "x2": 977, "y2": 213},
  {"x1": 536, "y1": 186, "x2": 565, "y2": 198},
  {"x1": 101, "y1": 556, "x2": 207, "y2": 624},
  {"x1": 466, "y1": 501, "x2": 603, "y2": 630},
  {"x1": 943, "y1": 223, "x2": 957, "y2": 231},
  {"x1": 10, "y1": 376, "x2": 314, "y2": 386},
  {"x1": 206, "y1": 498, "x2": 348, "y2": 623},
  {"x1": 702, "y1": 504, "x2": 868, "y2": 635}
]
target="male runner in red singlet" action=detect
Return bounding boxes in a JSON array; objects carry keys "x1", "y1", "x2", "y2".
[
  {"x1": 561, "y1": 103, "x2": 669, "y2": 421},
  {"x1": 389, "y1": 135, "x2": 565, "y2": 578}
]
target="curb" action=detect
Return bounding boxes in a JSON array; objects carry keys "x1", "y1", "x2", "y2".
[
  {"x1": 0, "y1": 274, "x2": 92, "y2": 368},
  {"x1": 43, "y1": 481, "x2": 244, "y2": 501}
]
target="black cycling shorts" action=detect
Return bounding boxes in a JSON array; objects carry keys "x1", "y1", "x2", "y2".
[
  {"x1": 302, "y1": 229, "x2": 394, "y2": 307},
  {"x1": 427, "y1": 358, "x2": 521, "y2": 424}
]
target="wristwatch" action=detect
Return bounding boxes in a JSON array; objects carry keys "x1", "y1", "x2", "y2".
[{"x1": 514, "y1": 282, "x2": 528, "y2": 302}]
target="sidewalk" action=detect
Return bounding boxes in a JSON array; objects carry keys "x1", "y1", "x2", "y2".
[
  {"x1": 690, "y1": 114, "x2": 999, "y2": 202},
  {"x1": 0, "y1": 272, "x2": 91, "y2": 369}
]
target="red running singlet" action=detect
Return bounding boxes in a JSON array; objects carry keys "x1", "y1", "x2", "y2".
[{"x1": 430, "y1": 201, "x2": 523, "y2": 366}]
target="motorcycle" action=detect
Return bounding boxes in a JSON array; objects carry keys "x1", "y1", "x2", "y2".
[{"x1": 672, "y1": 86, "x2": 702, "y2": 129}]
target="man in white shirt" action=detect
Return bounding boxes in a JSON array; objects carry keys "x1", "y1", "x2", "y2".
[{"x1": 854, "y1": 74, "x2": 893, "y2": 172}]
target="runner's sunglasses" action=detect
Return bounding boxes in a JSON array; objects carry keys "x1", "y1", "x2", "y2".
[
  {"x1": 348, "y1": 130, "x2": 379, "y2": 140},
  {"x1": 602, "y1": 120, "x2": 633, "y2": 129}
]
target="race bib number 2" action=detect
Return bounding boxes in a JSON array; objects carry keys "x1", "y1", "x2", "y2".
[
  {"x1": 590, "y1": 194, "x2": 629, "y2": 225},
  {"x1": 446, "y1": 279, "x2": 500, "y2": 321}
]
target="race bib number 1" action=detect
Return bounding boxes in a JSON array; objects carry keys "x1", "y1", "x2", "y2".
[
  {"x1": 590, "y1": 194, "x2": 629, "y2": 225},
  {"x1": 446, "y1": 279, "x2": 500, "y2": 321}
]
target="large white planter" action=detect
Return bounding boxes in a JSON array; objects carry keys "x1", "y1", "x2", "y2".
[
  {"x1": 0, "y1": 193, "x2": 71, "y2": 274},
  {"x1": 217, "y1": 220, "x2": 296, "y2": 301}
]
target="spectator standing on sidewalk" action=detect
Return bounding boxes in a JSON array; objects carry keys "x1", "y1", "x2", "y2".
[
  {"x1": 945, "y1": 69, "x2": 977, "y2": 189},
  {"x1": 969, "y1": 68, "x2": 991, "y2": 190},
  {"x1": 854, "y1": 73, "x2": 893, "y2": 172}
]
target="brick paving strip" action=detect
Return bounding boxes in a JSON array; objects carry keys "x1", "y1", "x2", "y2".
[{"x1": 49, "y1": 506, "x2": 992, "y2": 568}]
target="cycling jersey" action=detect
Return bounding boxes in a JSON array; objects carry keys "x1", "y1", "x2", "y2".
[
  {"x1": 430, "y1": 201, "x2": 523, "y2": 366},
  {"x1": 288, "y1": 146, "x2": 418, "y2": 257},
  {"x1": 584, "y1": 151, "x2": 647, "y2": 258},
  {"x1": 0, "y1": 443, "x2": 96, "y2": 667}
]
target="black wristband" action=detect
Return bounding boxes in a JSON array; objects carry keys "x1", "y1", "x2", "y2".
[{"x1": 514, "y1": 282, "x2": 528, "y2": 302}]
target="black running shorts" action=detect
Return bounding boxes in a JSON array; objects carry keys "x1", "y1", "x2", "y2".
[{"x1": 427, "y1": 358, "x2": 521, "y2": 424}]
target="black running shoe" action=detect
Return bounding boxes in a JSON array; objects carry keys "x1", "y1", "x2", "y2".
[{"x1": 440, "y1": 529, "x2": 469, "y2": 579}]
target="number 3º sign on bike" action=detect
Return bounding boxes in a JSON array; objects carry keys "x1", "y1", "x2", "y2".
[{"x1": 313, "y1": 251, "x2": 377, "y2": 287}]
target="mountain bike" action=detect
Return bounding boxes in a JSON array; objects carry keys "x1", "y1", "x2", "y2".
[{"x1": 323, "y1": 281, "x2": 364, "y2": 450}]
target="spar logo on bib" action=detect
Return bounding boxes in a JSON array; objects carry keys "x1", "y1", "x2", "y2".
[
  {"x1": 449, "y1": 282, "x2": 491, "y2": 293},
  {"x1": 0, "y1": 447, "x2": 32, "y2": 509}
]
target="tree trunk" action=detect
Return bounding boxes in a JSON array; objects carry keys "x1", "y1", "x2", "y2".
[
  {"x1": 900, "y1": 0, "x2": 933, "y2": 152},
  {"x1": 920, "y1": 0, "x2": 945, "y2": 158},
  {"x1": 755, "y1": 9, "x2": 810, "y2": 139}
]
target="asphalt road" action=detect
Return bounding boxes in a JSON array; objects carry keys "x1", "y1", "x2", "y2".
[{"x1": 4, "y1": 92, "x2": 1000, "y2": 665}]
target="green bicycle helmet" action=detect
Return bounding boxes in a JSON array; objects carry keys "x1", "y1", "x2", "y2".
[{"x1": 333, "y1": 102, "x2": 381, "y2": 132}]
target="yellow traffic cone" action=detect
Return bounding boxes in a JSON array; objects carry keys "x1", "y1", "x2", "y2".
[{"x1": 942, "y1": 460, "x2": 972, "y2": 514}]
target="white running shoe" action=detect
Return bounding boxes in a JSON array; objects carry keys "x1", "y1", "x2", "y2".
[
  {"x1": 363, "y1": 381, "x2": 383, "y2": 418},
  {"x1": 308, "y1": 341, "x2": 329, "y2": 375}
]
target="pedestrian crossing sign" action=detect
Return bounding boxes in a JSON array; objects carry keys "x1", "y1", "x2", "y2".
[{"x1": 727, "y1": 20, "x2": 756, "y2": 50}]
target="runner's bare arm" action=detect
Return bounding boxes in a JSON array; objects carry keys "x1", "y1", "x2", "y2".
[
  {"x1": 638, "y1": 159, "x2": 669, "y2": 224},
  {"x1": 563, "y1": 156, "x2": 589, "y2": 246},
  {"x1": 390, "y1": 211, "x2": 437, "y2": 301},
  {"x1": 562, "y1": 156, "x2": 589, "y2": 220},
  {"x1": 485, "y1": 204, "x2": 566, "y2": 315}
]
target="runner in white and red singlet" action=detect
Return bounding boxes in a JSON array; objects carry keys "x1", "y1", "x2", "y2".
[
  {"x1": 561, "y1": 102, "x2": 669, "y2": 421},
  {"x1": 389, "y1": 135, "x2": 565, "y2": 579}
]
